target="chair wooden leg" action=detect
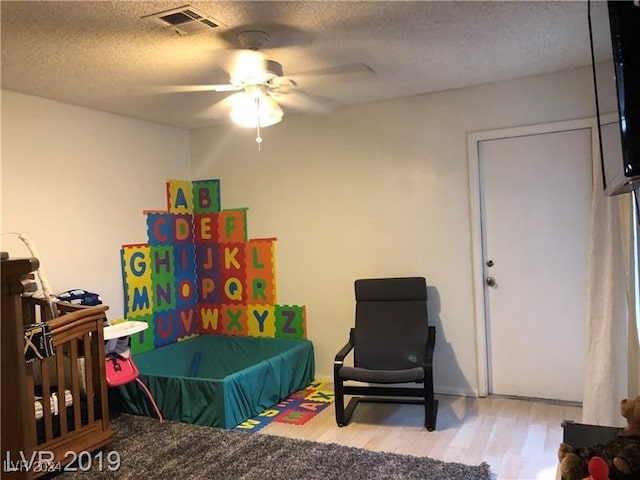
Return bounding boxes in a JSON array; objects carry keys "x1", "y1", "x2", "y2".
[
  {"x1": 424, "y1": 371, "x2": 437, "y2": 431},
  {"x1": 425, "y1": 399, "x2": 438, "y2": 431},
  {"x1": 343, "y1": 397, "x2": 360, "y2": 425},
  {"x1": 334, "y1": 377, "x2": 346, "y2": 427}
]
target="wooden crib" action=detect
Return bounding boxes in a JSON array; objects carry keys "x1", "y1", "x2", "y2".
[{"x1": 1, "y1": 255, "x2": 114, "y2": 479}]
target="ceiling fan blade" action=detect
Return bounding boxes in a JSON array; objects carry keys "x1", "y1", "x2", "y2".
[
  {"x1": 277, "y1": 62, "x2": 375, "y2": 84},
  {"x1": 271, "y1": 89, "x2": 337, "y2": 114},
  {"x1": 196, "y1": 94, "x2": 240, "y2": 120},
  {"x1": 151, "y1": 84, "x2": 242, "y2": 93},
  {"x1": 148, "y1": 49, "x2": 268, "y2": 95}
]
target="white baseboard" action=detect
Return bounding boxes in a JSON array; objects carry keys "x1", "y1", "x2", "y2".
[{"x1": 434, "y1": 385, "x2": 479, "y2": 397}]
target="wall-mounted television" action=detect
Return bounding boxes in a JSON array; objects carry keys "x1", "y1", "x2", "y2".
[{"x1": 588, "y1": 0, "x2": 640, "y2": 196}]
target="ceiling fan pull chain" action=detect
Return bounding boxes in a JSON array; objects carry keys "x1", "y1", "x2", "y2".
[{"x1": 255, "y1": 96, "x2": 263, "y2": 151}]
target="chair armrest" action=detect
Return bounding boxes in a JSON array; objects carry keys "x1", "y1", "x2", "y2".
[
  {"x1": 334, "y1": 328, "x2": 355, "y2": 365},
  {"x1": 423, "y1": 325, "x2": 436, "y2": 369}
]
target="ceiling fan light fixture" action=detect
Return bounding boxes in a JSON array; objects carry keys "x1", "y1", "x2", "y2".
[
  {"x1": 230, "y1": 92, "x2": 283, "y2": 128},
  {"x1": 229, "y1": 56, "x2": 284, "y2": 87}
]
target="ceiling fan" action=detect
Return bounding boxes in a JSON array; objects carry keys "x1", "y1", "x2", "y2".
[{"x1": 161, "y1": 30, "x2": 375, "y2": 148}]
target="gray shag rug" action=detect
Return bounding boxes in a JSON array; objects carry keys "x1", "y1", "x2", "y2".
[{"x1": 61, "y1": 414, "x2": 491, "y2": 480}]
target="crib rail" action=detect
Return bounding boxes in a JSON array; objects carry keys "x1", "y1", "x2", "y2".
[
  {"x1": 2, "y1": 257, "x2": 114, "y2": 480},
  {"x1": 20, "y1": 297, "x2": 113, "y2": 477}
]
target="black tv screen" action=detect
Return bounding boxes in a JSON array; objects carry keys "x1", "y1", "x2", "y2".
[{"x1": 588, "y1": 0, "x2": 640, "y2": 196}]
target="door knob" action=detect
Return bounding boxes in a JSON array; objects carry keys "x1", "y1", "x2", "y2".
[{"x1": 486, "y1": 277, "x2": 496, "y2": 287}]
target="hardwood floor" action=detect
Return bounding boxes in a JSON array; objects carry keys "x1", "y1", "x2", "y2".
[{"x1": 259, "y1": 393, "x2": 582, "y2": 480}]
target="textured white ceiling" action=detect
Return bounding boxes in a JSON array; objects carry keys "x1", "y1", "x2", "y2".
[{"x1": 1, "y1": 1, "x2": 598, "y2": 129}]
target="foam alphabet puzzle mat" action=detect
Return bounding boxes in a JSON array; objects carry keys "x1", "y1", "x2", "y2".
[
  {"x1": 234, "y1": 381, "x2": 335, "y2": 433},
  {"x1": 121, "y1": 179, "x2": 307, "y2": 354}
]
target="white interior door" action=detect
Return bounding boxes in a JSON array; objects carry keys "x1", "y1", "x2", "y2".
[{"x1": 477, "y1": 126, "x2": 592, "y2": 402}]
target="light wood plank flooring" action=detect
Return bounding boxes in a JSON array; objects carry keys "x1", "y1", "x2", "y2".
[{"x1": 259, "y1": 393, "x2": 582, "y2": 480}]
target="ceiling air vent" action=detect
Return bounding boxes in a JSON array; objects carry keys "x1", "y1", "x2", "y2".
[{"x1": 143, "y1": 5, "x2": 223, "y2": 36}]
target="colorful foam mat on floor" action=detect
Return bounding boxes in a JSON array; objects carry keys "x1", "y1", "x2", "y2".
[{"x1": 234, "y1": 381, "x2": 334, "y2": 432}]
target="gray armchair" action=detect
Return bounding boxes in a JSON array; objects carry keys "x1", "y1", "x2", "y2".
[{"x1": 333, "y1": 277, "x2": 437, "y2": 431}]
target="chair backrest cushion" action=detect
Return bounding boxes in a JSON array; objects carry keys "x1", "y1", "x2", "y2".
[{"x1": 353, "y1": 277, "x2": 429, "y2": 370}]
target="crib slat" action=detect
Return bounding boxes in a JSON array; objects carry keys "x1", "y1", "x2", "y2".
[
  {"x1": 83, "y1": 332, "x2": 95, "y2": 424},
  {"x1": 69, "y1": 339, "x2": 82, "y2": 429},
  {"x1": 23, "y1": 299, "x2": 37, "y2": 325},
  {"x1": 25, "y1": 361, "x2": 37, "y2": 448},
  {"x1": 42, "y1": 302, "x2": 57, "y2": 322},
  {"x1": 40, "y1": 354, "x2": 53, "y2": 442},
  {"x1": 22, "y1": 296, "x2": 40, "y2": 450},
  {"x1": 94, "y1": 315, "x2": 110, "y2": 432},
  {"x1": 56, "y1": 343, "x2": 68, "y2": 436}
]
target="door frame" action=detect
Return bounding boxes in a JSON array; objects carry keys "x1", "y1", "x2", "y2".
[{"x1": 467, "y1": 117, "x2": 599, "y2": 397}]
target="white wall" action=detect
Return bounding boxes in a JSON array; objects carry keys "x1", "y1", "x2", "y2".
[
  {"x1": 190, "y1": 66, "x2": 597, "y2": 393},
  {"x1": 1, "y1": 66, "x2": 597, "y2": 394},
  {"x1": 1, "y1": 90, "x2": 191, "y2": 319}
]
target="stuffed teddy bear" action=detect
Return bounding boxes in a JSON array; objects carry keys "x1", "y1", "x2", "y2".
[
  {"x1": 558, "y1": 396, "x2": 640, "y2": 480},
  {"x1": 620, "y1": 397, "x2": 640, "y2": 437}
]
